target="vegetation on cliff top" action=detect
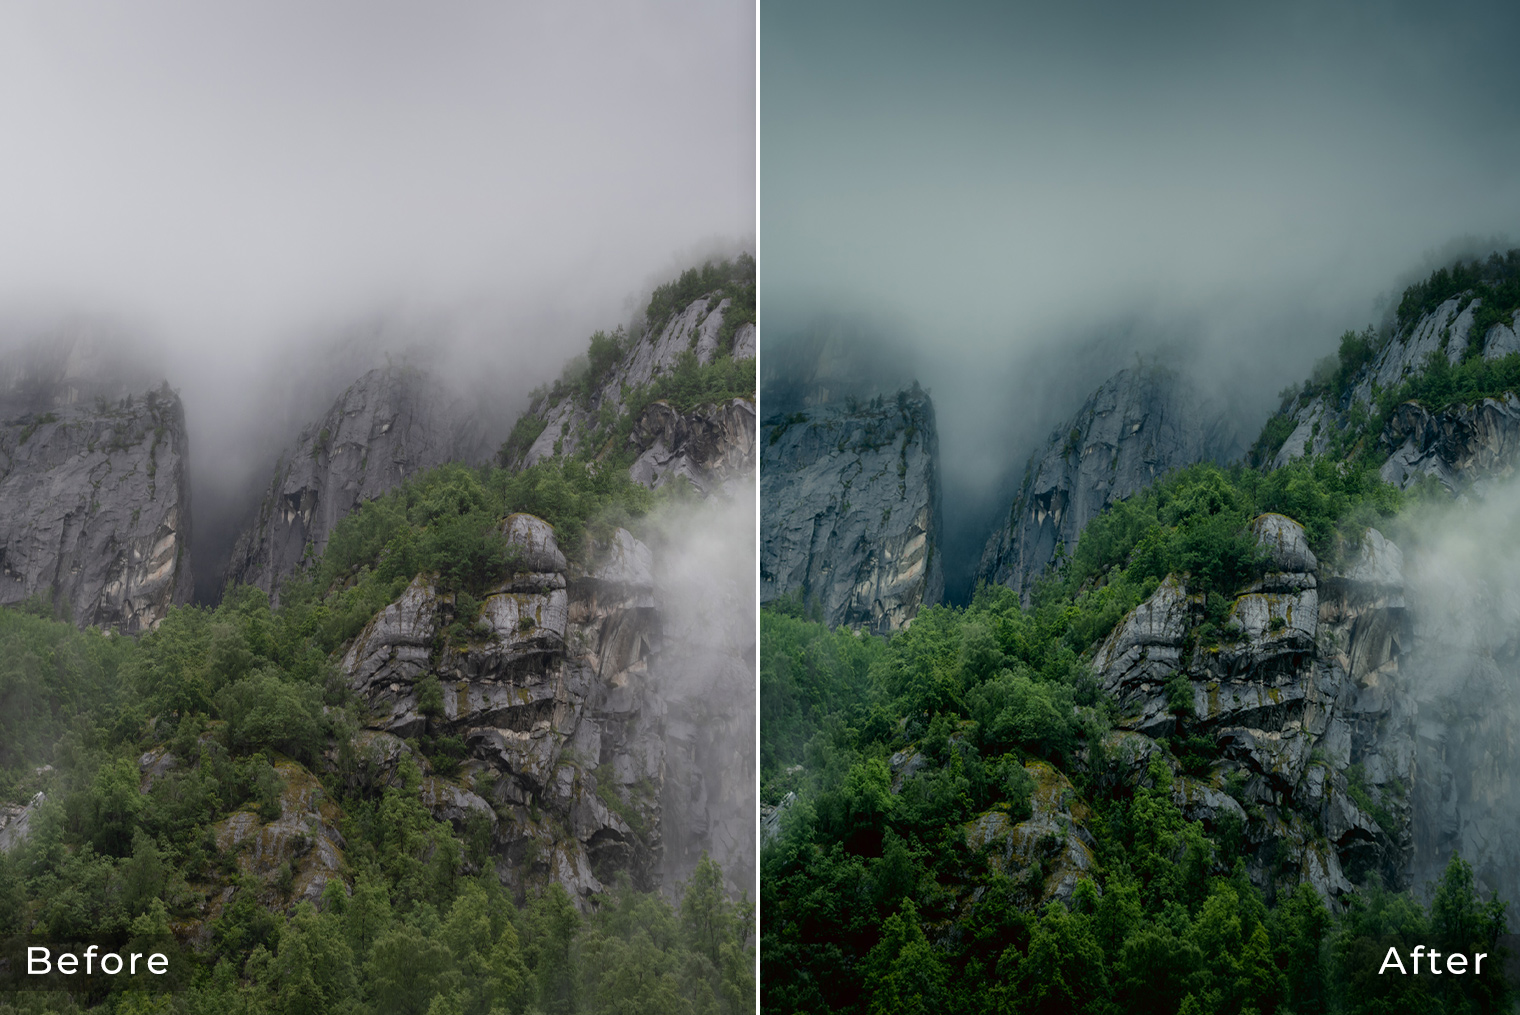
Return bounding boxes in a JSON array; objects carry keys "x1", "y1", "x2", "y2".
[
  {"x1": 498, "y1": 256, "x2": 755, "y2": 475},
  {"x1": 1253, "y1": 250, "x2": 1520, "y2": 467}
]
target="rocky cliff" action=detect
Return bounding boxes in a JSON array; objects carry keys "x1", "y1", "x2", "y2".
[
  {"x1": 340, "y1": 512, "x2": 753, "y2": 904},
  {"x1": 760, "y1": 385, "x2": 943, "y2": 634},
  {"x1": 627, "y1": 398, "x2": 756, "y2": 497},
  {"x1": 977, "y1": 366, "x2": 1242, "y2": 600},
  {"x1": 502, "y1": 284, "x2": 756, "y2": 501},
  {"x1": 226, "y1": 365, "x2": 488, "y2": 597},
  {"x1": 0, "y1": 382, "x2": 193, "y2": 630},
  {"x1": 1088, "y1": 514, "x2": 1413, "y2": 905},
  {"x1": 1266, "y1": 295, "x2": 1520, "y2": 487}
]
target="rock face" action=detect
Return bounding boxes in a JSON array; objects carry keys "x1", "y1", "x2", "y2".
[
  {"x1": 628, "y1": 398, "x2": 756, "y2": 496},
  {"x1": 1267, "y1": 300, "x2": 1520, "y2": 481},
  {"x1": 341, "y1": 514, "x2": 753, "y2": 905},
  {"x1": 212, "y1": 758, "x2": 348, "y2": 910},
  {"x1": 0, "y1": 791, "x2": 44, "y2": 851},
  {"x1": 1089, "y1": 515, "x2": 1414, "y2": 906},
  {"x1": 978, "y1": 366, "x2": 1242, "y2": 600},
  {"x1": 511, "y1": 292, "x2": 756, "y2": 486},
  {"x1": 963, "y1": 761, "x2": 1098, "y2": 907},
  {"x1": 227, "y1": 366, "x2": 487, "y2": 597},
  {"x1": 760, "y1": 385, "x2": 943, "y2": 634},
  {"x1": 1377, "y1": 394, "x2": 1520, "y2": 491},
  {"x1": 0, "y1": 382, "x2": 193, "y2": 630}
]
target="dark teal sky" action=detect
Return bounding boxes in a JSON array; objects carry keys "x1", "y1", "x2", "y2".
[{"x1": 762, "y1": 0, "x2": 1520, "y2": 593}]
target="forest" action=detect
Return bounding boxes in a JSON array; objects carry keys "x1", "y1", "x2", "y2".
[
  {"x1": 761, "y1": 260, "x2": 1520, "y2": 1015},
  {"x1": 0, "y1": 294, "x2": 757, "y2": 1014}
]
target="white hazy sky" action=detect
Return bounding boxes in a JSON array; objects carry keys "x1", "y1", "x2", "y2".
[{"x1": 0, "y1": 3, "x2": 754, "y2": 352}]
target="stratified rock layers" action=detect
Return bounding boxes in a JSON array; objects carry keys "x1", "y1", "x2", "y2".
[
  {"x1": 760, "y1": 386, "x2": 943, "y2": 634},
  {"x1": 341, "y1": 515, "x2": 754, "y2": 904},
  {"x1": 1089, "y1": 516, "x2": 1412, "y2": 905}
]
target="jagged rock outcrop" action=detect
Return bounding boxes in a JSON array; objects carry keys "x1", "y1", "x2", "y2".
[
  {"x1": 1268, "y1": 299, "x2": 1520, "y2": 481},
  {"x1": 963, "y1": 761, "x2": 1098, "y2": 907},
  {"x1": 227, "y1": 366, "x2": 487, "y2": 597},
  {"x1": 628, "y1": 398, "x2": 756, "y2": 496},
  {"x1": 340, "y1": 513, "x2": 753, "y2": 906},
  {"x1": 978, "y1": 366, "x2": 1242, "y2": 600},
  {"x1": 513, "y1": 292, "x2": 755, "y2": 485},
  {"x1": 1378, "y1": 394, "x2": 1520, "y2": 491},
  {"x1": 0, "y1": 382, "x2": 192, "y2": 630},
  {"x1": 212, "y1": 759, "x2": 348, "y2": 911},
  {"x1": 1088, "y1": 515, "x2": 1414, "y2": 906},
  {"x1": 760, "y1": 385, "x2": 943, "y2": 634}
]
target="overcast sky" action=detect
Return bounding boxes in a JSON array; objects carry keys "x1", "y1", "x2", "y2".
[
  {"x1": 762, "y1": 0, "x2": 1520, "y2": 593},
  {"x1": 0, "y1": 1, "x2": 754, "y2": 577}
]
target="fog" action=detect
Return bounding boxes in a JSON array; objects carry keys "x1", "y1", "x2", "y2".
[
  {"x1": 762, "y1": 0, "x2": 1520, "y2": 595},
  {"x1": 1381, "y1": 479, "x2": 1520, "y2": 908},
  {"x1": 644, "y1": 477, "x2": 757, "y2": 899},
  {"x1": 0, "y1": 1, "x2": 754, "y2": 592}
]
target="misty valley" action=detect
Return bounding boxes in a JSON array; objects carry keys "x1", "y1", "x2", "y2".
[
  {"x1": 0, "y1": 258, "x2": 757, "y2": 1015},
  {"x1": 760, "y1": 252, "x2": 1520, "y2": 1014}
]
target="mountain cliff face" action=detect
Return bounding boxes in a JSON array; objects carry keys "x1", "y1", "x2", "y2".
[
  {"x1": 505, "y1": 278, "x2": 756, "y2": 497},
  {"x1": 1265, "y1": 294, "x2": 1520, "y2": 489},
  {"x1": 0, "y1": 382, "x2": 192, "y2": 630},
  {"x1": 628, "y1": 398, "x2": 756, "y2": 496},
  {"x1": 226, "y1": 365, "x2": 488, "y2": 597},
  {"x1": 340, "y1": 510, "x2": 754, "y2": 905},
  {"x1": 340, "y1": 516, "x2": 668, "y2": 901},
  {"x1": 978, "y1": 366, "x2": 1242, "y2": 599},
  {"x1": 1089, "y1": 516, "x2": 1412, "y2": 904},
  {"x1": 1378, "y1": 394, "x2": 1520, "y2": 490},
  {"x1": 760, "y1": 385, "x2": 943, "y2": 634}
]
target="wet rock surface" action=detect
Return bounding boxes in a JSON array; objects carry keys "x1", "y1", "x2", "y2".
[
  {"x1": 227, "y1": 365, "x2": 487, "y2": 598},
  {"x1": 341, "y1": 513, "x2": 753, "y2": 906},
  {"x1": 978, "y1": 366, "x2": 1242, "y2": 601},
  {"x1": 1089, "y1": 515, "x2": 1414, "y2": 907},
  {"x1": 0, "y1": 382, "x2": 192, "y2": 630},
  {"x1": 760, "y1": 385, "x2": 943, "y2": 634}
]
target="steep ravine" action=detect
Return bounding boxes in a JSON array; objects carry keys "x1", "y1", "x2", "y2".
[
  {"x1": 978, "y1": 365, "x2": 1243, "y2": 601},
  {"x1": 226, "y1": 365, "x2": 490, "y2": 599}
]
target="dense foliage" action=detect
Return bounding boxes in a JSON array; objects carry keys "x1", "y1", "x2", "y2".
[
  {"x1": 1395, "y1": 249, "x2": 1520, "y2": 339},
  {"x1": 644, "y1": 255, "x2": 755, "y2": 342},
  {"x1": 0, "y1": 451, "x2": 752, "y2": 1015},
  {"x1": 760, "y1": 599, "x2": 1508, "y2": 1015},
  {"x1": 760, "y1": 443, "x2": 1509, "y2": 1013}
]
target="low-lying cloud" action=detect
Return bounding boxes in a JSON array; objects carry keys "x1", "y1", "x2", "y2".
[{"x1": 762, "y1": 0, "x2": 1520, "y2": 592}]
